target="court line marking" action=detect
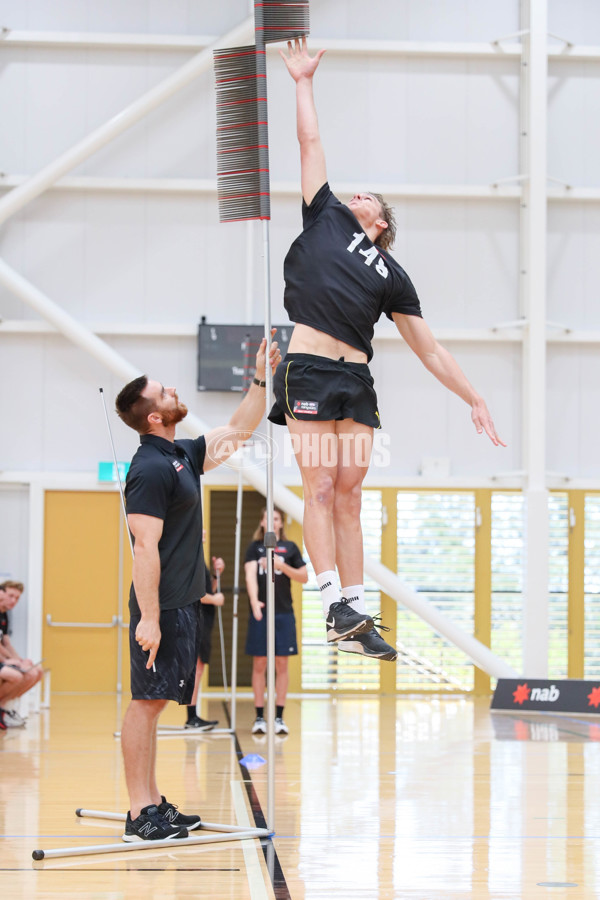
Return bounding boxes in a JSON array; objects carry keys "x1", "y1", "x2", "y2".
[{"x1": 231, "y1": 780, "x2": 271, "y2": 900}]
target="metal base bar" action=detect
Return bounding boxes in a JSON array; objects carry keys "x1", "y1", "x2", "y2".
[
  {"x1": 113, "y1": 727, "x2": 234, "y2": 738},
  {"x1": 32, "y1": 808, "x2": 270, "y2": 860}
]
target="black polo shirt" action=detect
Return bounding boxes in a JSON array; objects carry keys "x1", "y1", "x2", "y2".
[
  {"x1": 283, "y1": 182, "x2": 422, "y2": 362},
  {"x1": 124, "y1": 433, "x2": 206, "y2": 615}
]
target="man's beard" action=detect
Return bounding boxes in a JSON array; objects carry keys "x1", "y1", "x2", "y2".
[{"x1": 160, "y1": 402, "x2": 188, "y2": 427}]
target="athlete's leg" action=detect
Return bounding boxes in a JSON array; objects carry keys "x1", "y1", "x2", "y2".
[
  {"x1": 285, "y1": 418, "x2": 338, "y2": 576},
  {"x1": 251, "y1": 656, "x2": 267, "y2": 708},
  {"x1": 274, "y1": 656, "x2": 289, "y2": 707},
  {"x1": 121, "y1": 698, "x2": 168, "y2": 819},
  {"x1": 333, "y1": 419, "x2": 373, "y2": 589},
  {"x1": 285, "y1": 417, "x2": 372, "y2": 641}
]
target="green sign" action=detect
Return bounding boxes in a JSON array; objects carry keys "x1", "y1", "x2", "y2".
[{"x1": 98, "y1": 461, "x2": 130, "y2": 483}]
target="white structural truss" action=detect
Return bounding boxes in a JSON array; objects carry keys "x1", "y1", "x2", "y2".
[{"x1": 0, "y1": 0, "x2": 576, "y2": 689}]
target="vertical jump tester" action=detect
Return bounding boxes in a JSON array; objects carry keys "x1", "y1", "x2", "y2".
[{"x1": 31, "y1": 1, "x2": 310, "y2": 862}]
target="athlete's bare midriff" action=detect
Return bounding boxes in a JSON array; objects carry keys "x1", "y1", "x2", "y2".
[{"x1": 287, "y1": 323, "x2": 368, "y2": 364}]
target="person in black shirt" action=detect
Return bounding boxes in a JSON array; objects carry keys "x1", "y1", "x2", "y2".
[
  {"x1": 244, "y1": 507, "x2": 307, "y2": 736},
  {"x1": 184, "y1": 545, "x2": 225, "y2": 731},
  {"x1": 269, "y1": 38, "x2": 505, "y2": 662},
  {"x1": 114, "y1": 334, "x2": 280, "y2": 843}
]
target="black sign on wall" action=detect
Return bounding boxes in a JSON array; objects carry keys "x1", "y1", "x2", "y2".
[{"x1": 491, "y1": 678, "x2": 600, "y2": 715}]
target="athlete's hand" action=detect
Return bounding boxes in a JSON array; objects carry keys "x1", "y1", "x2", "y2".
[
  {"x1": 251, "y1": 600, "x2": 265, "y2": 621},
  {"x1": 136, "y1": 618, "x2": 161, "y2": 669},
  {"x1": 211, "y1": 592, "x2": 225, "y2": 607},
  {"x1": 279, "y1": 36, "x2": 325, "y2": 82},
  {"x1": 255, "y1": 328, "x2": 282, "y2": 380},
  {"x1": 273, "y1": 554, "x2": 285, "y2": 572},
  {"x1": 471, "y1": 397, "x2": 506, "y2": 447}
]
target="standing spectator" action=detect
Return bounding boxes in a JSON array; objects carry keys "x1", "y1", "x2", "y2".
[
  {"x1": 0, "y1": 580, "x2": 42, "y2": 728},
  {"x1": 244, "y1": 508, "x2": 307, "y2": 735}
]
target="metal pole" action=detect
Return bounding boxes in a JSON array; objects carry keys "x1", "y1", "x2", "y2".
[
  {"x1": 215, "y1": 571, "x2": 229, "y2": 695},
  {"x1": 230, "y1": 462, "x2": 245, "y2": 732},
  {"x1": 262, "y1": 218, "x2": 276, "y2": 834}
]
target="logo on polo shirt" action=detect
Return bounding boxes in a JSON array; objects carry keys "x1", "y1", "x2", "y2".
[
  {"x1": 294, "y1": 400, "x2": 318, "y2": 415},
  {"x1": 172, "y1": 459, "x2": 184, "y2": 473}
]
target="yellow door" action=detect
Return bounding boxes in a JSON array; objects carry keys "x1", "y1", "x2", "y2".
[{"x1": 43, "y1": 491, "x2": 132, "y2": 692}]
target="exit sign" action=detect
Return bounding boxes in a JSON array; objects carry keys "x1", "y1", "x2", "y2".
[{"x1": 98, "y1": 461, "x2": 130, "y2": 483}]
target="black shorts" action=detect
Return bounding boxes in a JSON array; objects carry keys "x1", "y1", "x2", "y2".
[
  {"x1": 129, "y1": 604, "x2": 198, "y2": 703},
  {"x1": 268, "y1": 353, "x2": 381, "y2": 428},
  {"x1": 244, "y1": 611, "x2": 298, "y2": 657},
  {"x1": 197, "y1": 604, "x2": 216, "y2": 665}
]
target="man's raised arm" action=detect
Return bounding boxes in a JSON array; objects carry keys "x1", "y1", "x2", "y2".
[{"x1": 279, "y1": 36, "x2": 327, "y2": 205}]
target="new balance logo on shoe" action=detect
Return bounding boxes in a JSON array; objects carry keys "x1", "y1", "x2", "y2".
[
  {"x1": 163, "y1": 808, "x2": 177, "y2": 822},
  {"x1": 319, "y1": 581, "x2": 332, "y2": 591},
  {"x1": 139, "y1": 822, "x2": 158, "y2": 837},
  {"x1": 326, "y1": 616, "x2": 335, "y2": 627}
]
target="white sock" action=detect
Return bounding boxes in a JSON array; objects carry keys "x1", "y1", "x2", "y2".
[
  {"x1": 340, "y1": 585, "x2": 366, "y2": 615},
  {"x1": 317, "y1": 570, "x2": 340, "y2": 616}
]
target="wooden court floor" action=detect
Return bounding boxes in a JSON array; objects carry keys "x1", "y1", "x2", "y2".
[{"x1": 1, "y1": 692, "x2": 598, "y2": 899}]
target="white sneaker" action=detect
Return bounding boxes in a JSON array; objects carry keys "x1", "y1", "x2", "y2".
[
  {"x1": 2, "y1": 708, "x2": 26, "y2": 728},
  {"x1": 251, "y1": 716, "x2": 267, "y2": 734},
  {"x1": 274, "y1": 717, "x2": 289, "y2": 735}
]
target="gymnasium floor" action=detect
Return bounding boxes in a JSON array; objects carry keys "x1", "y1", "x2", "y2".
[{"x1": 1, "y1": 693, "x2": 598, "y2": 899}]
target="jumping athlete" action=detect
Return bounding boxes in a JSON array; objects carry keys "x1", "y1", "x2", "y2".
[
  {"x1": 115, "y1": 334, "x2": 280, "y2": 842},
  {"x1": 269, "y1": 38, "x2": 505, "y2": 661}
]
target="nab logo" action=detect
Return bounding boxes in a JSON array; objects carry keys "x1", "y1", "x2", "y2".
[
  {"x1": 530, "y1": 685, "x2": 560, "y2": 702},
  {"x1": 172, "y1": 460, "x2": 184, "y2": 473},
  {"x1": 513, "y1": 682, "x2": 560, "y2": 704}
]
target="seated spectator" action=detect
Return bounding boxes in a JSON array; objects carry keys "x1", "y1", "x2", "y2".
[{"x1": 0, "y1": 580, "x2": 43, "y2": 729}]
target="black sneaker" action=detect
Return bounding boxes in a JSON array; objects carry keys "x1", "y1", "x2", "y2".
[
  {"x1": 184, "y1": 715, "x2": 218, "y2": 731},
  {"x1": 157, "y1": 796, "x2": 202, "y2": 831},
  {"x1": 122, "y1": 805, "x2": 188, "y2": 842},
  {"x1": 325, "y1": 599, "x2": 373, "y2": 643},
  {"x1": 337, "y1": 618, "x2": 397, "y2": 661}
]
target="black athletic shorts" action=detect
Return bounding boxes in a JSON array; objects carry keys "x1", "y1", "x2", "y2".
[
  {"x1": 129, "y1": 604, "x2": 198, "y2": 703},
  {"x1": 268, "y1": 353, "x2": 381, "y2": 428},
  {"x1": 244, "y1": 611, "x2": 298, "y2": 657}
]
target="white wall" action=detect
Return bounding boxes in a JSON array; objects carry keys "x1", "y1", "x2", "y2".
[{"x1": 0, "y1": 0, "x2": 596, "y2": 488}]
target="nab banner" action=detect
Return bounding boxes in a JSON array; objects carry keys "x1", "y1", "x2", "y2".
[{"x1": 492, "y1": 678, "x2": 600, "y2": 715}]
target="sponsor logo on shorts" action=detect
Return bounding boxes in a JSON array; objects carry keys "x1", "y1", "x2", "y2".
[
  {"x1": 179, "y1": 679, "x2": 185, "y2": 688},
  {"x1": 293, "y1": 400, "x2": 319, "y2": 415}
]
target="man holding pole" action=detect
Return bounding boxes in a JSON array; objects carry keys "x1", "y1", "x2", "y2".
[{"x1": 115, "y1": 335, "x2": 280, "y2": 842}]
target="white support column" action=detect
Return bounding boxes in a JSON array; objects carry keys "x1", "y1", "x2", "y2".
[{"x1": 520, "y1": 0, "x2": 549, "y2": 676}]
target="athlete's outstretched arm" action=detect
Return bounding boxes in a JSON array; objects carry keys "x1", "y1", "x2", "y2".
[
  {"x1": 279, "y1": 36, "x2": 327, "y2": 205},
  {"x1": 392, "y1": 313, "x2": 506, "y2": 447}
]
